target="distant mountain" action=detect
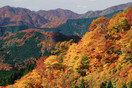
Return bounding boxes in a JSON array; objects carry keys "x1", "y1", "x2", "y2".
[
  {"x1": 81, "y1": 2, "x2": 132, "y2": 18},
  {"x1": 0, "y1": 11, "x2": 119, "y2": 38},
  {"x1": 37, "y1": 8, "x2": 80, "y2": 20},
  {"x1": 37, "y1": 8, "x2": 80, "y2": 28},
  {"x1": 0, "y1": 2, "x2": 132, "y2": 28},
  {"x1": 0, "y1": 6, "x2": 48, "y2": 27},
  {"x1": 41, "y1": 17, "x2": 96, "y2": 37},
  {"x1": 40, "y1": 11, "x2": 121, "y2": 37},
  {"x1": 1, "y1": 2, "x2": 131, "y2": 28},
  {"x1": 0, "y1": 6, "x2": 81, "y2": 28}
]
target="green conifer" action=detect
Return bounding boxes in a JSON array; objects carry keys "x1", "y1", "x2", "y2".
[
  {"x1": 129, "y1": 81, "x2": 132, "y2": 88},
  {"x1": 80, "y1": 78, "x2": 85, "y2": 88},
  {"x1": 122, "y1": 83, "x2": 127, "y2": 88},
  {"x1": 107, "y1": 80, "x2": 113, "y2": 88}
]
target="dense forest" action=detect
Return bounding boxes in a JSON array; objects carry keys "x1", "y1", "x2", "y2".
[
  {"x1": 0, "y1": 10, "x2": 121, "y2": 38},
  {"x1": 0, "y1": 63, "x2": 36, "y2": 86},
  {"x1": 1, "y1": 6, "x2": 131, "y2": 88}
]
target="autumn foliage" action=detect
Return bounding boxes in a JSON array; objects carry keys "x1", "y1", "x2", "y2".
[{"x1": 3, "y1": 7, "x2": 132, "y2": 88}]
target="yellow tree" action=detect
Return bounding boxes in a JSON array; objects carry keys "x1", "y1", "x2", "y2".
[{"x1": 107, "y1": 13, "x2": 130, "y2": 39}]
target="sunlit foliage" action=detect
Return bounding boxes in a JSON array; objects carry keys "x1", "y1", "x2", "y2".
[{"x1": 3, "y1": 7, "x2": 132, "y2": 88}]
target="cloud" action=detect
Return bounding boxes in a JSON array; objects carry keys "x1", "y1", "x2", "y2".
[
  {"x1": 13, "y1": 0, "x2": 25, "y2": 2},
  {"x1": 77, "y1": 5, "x2": 88, "y2": 8},
  {"x1": 87, "y1": 0, "x2": 96, "y2": 1}
]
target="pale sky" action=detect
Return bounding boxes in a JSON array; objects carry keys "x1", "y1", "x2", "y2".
[{"x1": 0, "y1": 0, "x2": 131, "y2": 13}]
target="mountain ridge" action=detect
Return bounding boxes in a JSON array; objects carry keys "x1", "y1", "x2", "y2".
[
  {"x1": 0, "y1": 2, "x2": 132, "y2": 28},
  {"x1": 0, "y1": 6, "x2": 80, "y2": 28}
]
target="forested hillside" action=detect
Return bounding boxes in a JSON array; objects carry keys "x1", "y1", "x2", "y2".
[
  {"x1": 0, "y1": 10, "x2": 121, "y2": 38},
  {"x1": 3, "y1": 6, "x2": 132, "y2": 88},
  {"x1": 0, "y1": 5, "x2": 124, "y2": 87},
  {"x1": 0, "y1": 29, "x2": 80, "y2": 86},
  {"x1": 41, "y1": 10, "x2": 121, "y2": 37}
]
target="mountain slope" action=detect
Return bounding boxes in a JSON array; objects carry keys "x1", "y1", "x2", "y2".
[
  {"x1": 5, "y1": 7, "x2": 132, "y2": 88},
  {"x1": 0, "y1": 25, "x2": 29, "y2": 37},
  {"x1": 0, "y1": 28, "x2": 80, "y2": 86},
  {"x1": 40, "y1": 11, "x2": 121, "y2": 37},
  {"x1": 0, "y1": 8, "x2": 123, "y2": 38},
  {"x1": 0, "y1": 29, "x2": 80, "y2": 70},
  {"x1": 0, "y1": 10, "x2": 121, "y2": 38}
]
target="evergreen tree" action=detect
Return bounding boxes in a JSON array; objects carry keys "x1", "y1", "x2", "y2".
[
  {"x1": 80, "y1": 78, "x2": 85, "y2": 88},
  {"x1": 122, "y1": 83, "x2": 127, "y2": 88},
  {"x1": 0, "y1": 63, "x2": 36, "y2": 86},
  {"x1": 87, "y1": 85, "x2": 90, "y2": 88},
  {"x1": 107, "y1": 80, "x2": 113, "y2": 88},
  {"x1": 129, "y1": 81, "x2": 132, "y2": 88},
  {"x1": 100, "y1": 82, "x2": 107, "y2": 88}
]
